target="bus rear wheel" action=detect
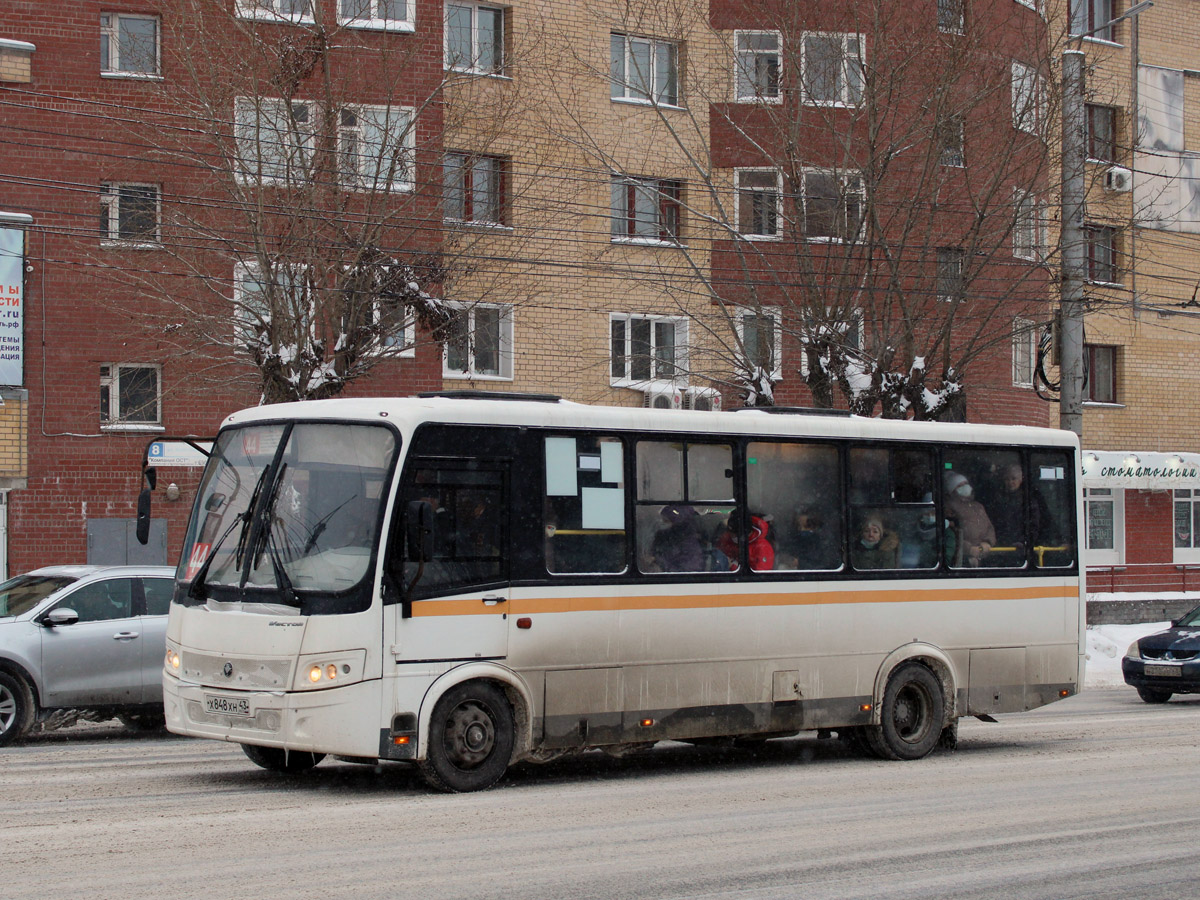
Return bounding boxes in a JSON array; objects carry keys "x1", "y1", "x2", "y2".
[
  {"x1": 864, "y1": 662, "x2": 945, "y2": 761},
  {"x1": 419, "y1": 682, "x2": 514, "y2": 793},
  {"x1": 241, "y1": 743, "x2": 325, "y2": 773}
]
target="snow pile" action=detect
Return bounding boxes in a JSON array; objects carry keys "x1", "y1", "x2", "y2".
[{"x1": 1085, "y1": 621, "x2": 1170, "y2": 688}]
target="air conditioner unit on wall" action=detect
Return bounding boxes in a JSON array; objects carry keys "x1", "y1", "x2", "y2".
[
  {"x1": 1105, "y1": 166, "x2": 1133, "y2": 193},
  {"x1": 686, "y1": 387, "x2": 722, "y2": 411},
  {"x1": 644, "y1": 385, "x2": 683, "y2": 410}
]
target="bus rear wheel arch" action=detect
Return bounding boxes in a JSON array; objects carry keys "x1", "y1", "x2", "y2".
[
  {"x1": 863, "y1": 661, "x2": 946, "y2": 761},
  {"x1": 419, "y1": 681, "x2": 515, "y2": 792}
]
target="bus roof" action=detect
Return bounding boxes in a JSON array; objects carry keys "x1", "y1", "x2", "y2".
[{"x1": 219, "y1": 395, "x2": 1079, "y2": 450}]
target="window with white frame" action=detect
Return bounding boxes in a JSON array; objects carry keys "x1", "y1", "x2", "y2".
[
  {"x1": 339, "y1": 0, "x2": 413, "y2": 30},
  {"x1": 611, "y1": 176, "x2": 682, "y2": 243},
  {"x1": 938, "y1": 114, "x2": 965, "y2": 167},
  {"x1": 801, "y1": 32, "x2": 863, "y2": 106},
  {"x1": 1011, "y1": 61, "x2": 1044, "y2": 135},
  {"x1": 1071, "y1": 0, "x2": 1113, "y2": 40},
  {"x1": 799, "y1": 308, "x2": 863, "y2": 375},
  {"x1": 444, "y1": 302, "x2": 514, "y2": 378},
  {"x1": 1085, "y1": 486, "x2": 1122, "y2": 565},
  {"x1": 1013, "y1": 189, "x2": 1042, "y2": 260},
  {"x1": 444, "y1": 153, "x2": 507, "y2": 225},
  {"x1": 100, "y1": 13, "x2": 159, "y2": 76},
  {"x1": 738, "y1": 310, "x2": 781, "y2": 378},
  {"x1": 235, "y1": 98, "x2": 314, "y2": 184},
  {"x1": 938, "y1": 0, "x2": 964, "y2": 34},
  {"x1": 1012, "y1": 317, "x2": 1036, "y2": 387},
  {"x1": 734, "y1": 31, "x2": 780, "y2": 102},
  {"x1": 233, "y1": 263, "x2": 313, "y2": 350},
  {"x1": 1175, "y1": 490, "x2": 1200, "y2": 560},
  {"x1": 610, "y1": 314, "x2": 686, "y2": 383},
  {"x1": 800, "y1": 169, "x2": 864, "y2": 241},
  {"x1": 445, "y1": 2, "x2": 505, "y2": 74},
  {"x1": 100, "y1": 364, "x2": 161, "y2": 427},
  {"x1": 372, "y1": 301, "x2": 416, "y2": 355},
  {"x1": 235, "y1": 0, "x2": 313, "y2": 22},
  {"x1": 100, "y1": 183, "x2": 159, "y2": 244},
  {"x1": 610, "y1": 33, "x2": 679, "y2": 106},
  {"x1": 936, "y1": 248, "x2": 965, "y2": 303},
  {"x1": 735, "y1": 169, "x2": 781, "y2": 238},
  {"x1": 338, "y1": 105, "x2": 414, "y2": 191},
  {"x1": 1085, "y1": 224, "x2": 1119, "y2": 284}
]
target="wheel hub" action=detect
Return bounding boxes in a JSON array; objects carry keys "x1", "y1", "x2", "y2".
[{"x1": 444, "y1": 700, "x2": 496, "y2": 769}]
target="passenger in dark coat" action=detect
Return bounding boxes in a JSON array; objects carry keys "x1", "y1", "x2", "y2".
[
  {"x1": 852, "y1": 513, "x2": 900, "y2": 569},
  {"x1": 652, "y1": 504, "x2": 704, "y2": 572}
]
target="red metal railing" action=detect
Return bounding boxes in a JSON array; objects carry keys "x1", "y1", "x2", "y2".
[{"x1": 1086, "y1": 562, "x2": 1200, "y2": 594}]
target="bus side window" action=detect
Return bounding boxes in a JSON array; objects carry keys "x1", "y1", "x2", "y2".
[
  {"x1": 1030, "y1": 450, "x2": 1076, "y2": 568},
  {"x1": 849, "y1": 446, "x2": 935, "y2": 571},
  {"x1": 544, "y1": 436, "x2": 627, "y2": 574},
  {"x1": 749, "y1": 441, "x2": 841, "y2": 572}
]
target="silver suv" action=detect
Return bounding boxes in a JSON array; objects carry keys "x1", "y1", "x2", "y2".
[{"x1": 0, "y1": 565, "x2": 175, "y2": 745}]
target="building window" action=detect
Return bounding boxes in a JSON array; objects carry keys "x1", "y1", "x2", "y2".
[
  {"x1": 610, "y1": 176, "x2": 682, "y2": 243},
  {"x1": 1011, "y1": 61, "x2": 1044, "y2": 135},
  {"x1": 234, "y1": 98, "x2": 314, "y2": 184},
  {"x1": 800, "y1": 308, "x2": 863, "y2": 375},
  {"x1": 445, "y1": 2, "x2": 505, "y2": 74},
  {"x1": 338, "y1": 0, "x2": 413, "y2": 30},
  {"x1": 444, "y1": 153, "x2": 506, "y2": 225},
  {"x1": 1086, "y1": 103, "x2": 1118, "y2": 162},
  {"x1": 444, "y1": 303, "x2": 514, "y2": 378},
  {"x1": 1012, "y1": 317, "x2": 1036, "y2": 387},
  {"x1": 801, "y1": 32, "x2": 863, "y2": 106},
  {"x1": 734, "y1": 31, "x2": 780, "y2": 102},
  {"x1": 1085, "y1": 224, "x2": 1118, "y2": 284},
  {"x1": 936, "y1": 248, "x2": 966, "y2": 303},
  {"x1": 1085, "y1": 486, "x2": 1122, "y2": 565},
  {"x1": 373, "y1": 302, "x2": 416, "y2": 356},
  {"x1": 735, "y1": 169, "x2": 782, "y2": 238},
  {"x1": 611, "y1": 33, "x2": 679, "y2": 106},
  {"x1": 1083, "y1": 344, "x2": 1116, "y2": 403},
  {"x1": 1176, "y1": 490, "x2": 1200, "y2": 558},
  {"x1": 800, "y1": 169, "x2": 864, "y2": 241},
  {"x1": 738, "y1": 311, "x2": 780, "y2": 378},
  {"x1": 100, "y1": 14, "x2": 159, "y2": 76},
  {"x1": 338, "y1": 105, "x2": 414, "y2": 191},
  {"x1": 1013, "y1": 190, "x2": 1042, "y2": 260},
  {"x1": 938, "y1": 0, "x2": 964, "y2": 34},
  {"x1": 233, "y1": 263, "x2": 313, "y2": 350},
  {"x1": 100, "y1": 183, "x2": 159, "y2": 244},
  {"x1": 938, "y1": 114, "x2": 965, "y2": 167},
  {"x1": 610, "y1": 314, "x2": 687, "y2": 383},
  {"x1": 1071, "y1": 0, "x2": 1114, "y2": 40},
  {"x1": 235, "y1": 0, "x2": 313, "y2": 22},
  {"x1": 100, "y1": 364, "x2": 161, "y2": 427}
]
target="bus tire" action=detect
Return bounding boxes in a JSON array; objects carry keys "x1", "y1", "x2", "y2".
[
  {"x1": 0, "y1": 671, "x2": 36, "y2": 747},
  {"x1": 419, "y1": 682, "x2": 514, "y2": 793},
  {"x1": 864, "y1": 662, "x2": 944, "y2": 761},
  {"x1": 1136, "y1": 687, "x2": 1172, "y2": 704},
  {"x1": 241, "y1": 743, "x2": 325, "y2": 773}
]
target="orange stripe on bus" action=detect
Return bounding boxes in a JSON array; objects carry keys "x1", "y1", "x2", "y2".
[{"x1": 409, "y1": 584, "x2": 1081, "y2": 618}]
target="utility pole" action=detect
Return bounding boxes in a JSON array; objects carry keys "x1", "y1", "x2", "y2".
[{"x1": 1059, "y1": 49, "x2": 1086, "y2": 438}]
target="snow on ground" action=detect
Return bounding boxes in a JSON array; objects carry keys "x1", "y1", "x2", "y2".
[{"x1": 1086, "y1": 621, "x2": 1171, "y2": 688}]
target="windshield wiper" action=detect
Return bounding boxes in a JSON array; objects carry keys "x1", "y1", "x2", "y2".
[
  {"x1": 250, "y1": 464, "x2": 300, "y2": 606},
  {"x1": 234, "y1": 465, "x2": 272, "y2": 570},
  {"x1": 301, "y1": 494, "x2": 357, "y2": 556},
  {"x1": 188, "y1": 465, "x2": 270, "y2": 602}
]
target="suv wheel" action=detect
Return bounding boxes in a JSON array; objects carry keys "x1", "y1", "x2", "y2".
[{"x1": 0, "y1": 671, "x2": 36, "y2": 747}]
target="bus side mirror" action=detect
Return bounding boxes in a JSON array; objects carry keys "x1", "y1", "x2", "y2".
[
  {"x1": 406, "y1": 500, "x2": 434, "y2": 561},
  {"x1": 136, "y1": 467, "x2": 156, "y2": 545}
]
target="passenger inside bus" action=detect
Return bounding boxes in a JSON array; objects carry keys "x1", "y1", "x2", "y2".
[
  {"x1": 943, "y1": 472, "x2": 995, "y2": 567},
  {"x1": 852, "y1": 512, "x2": 900, "y2": 569},
  {"x1": 650, "y1": 504, "x2": 705, "y2": 572},
  {"x1": 716, "y1": 509, "x2": 774, "y2": 571},
  {"x1": 778, "y1": 506, "x2": 841, "y2": 570}
]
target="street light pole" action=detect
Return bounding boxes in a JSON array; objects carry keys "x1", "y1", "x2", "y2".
[{"x1": 1059, "y1": 48, "x2": 1087, "y2": 438}]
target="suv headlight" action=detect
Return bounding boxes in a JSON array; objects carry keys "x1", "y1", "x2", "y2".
[
  {"x1": 1125, "y1": 641, "x2": 1141, "y2": 660},
  {"x1": 292, "y1": 650, "x2": 367, "y2": 691}
]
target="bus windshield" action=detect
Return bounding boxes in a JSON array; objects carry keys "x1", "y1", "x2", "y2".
[{"x1": 177, "y1": 422, "x2": 397, "y2": 602}]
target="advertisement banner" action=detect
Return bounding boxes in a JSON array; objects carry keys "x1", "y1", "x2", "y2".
[{"x1": 0, "y1": 228, "x2": 23, "y2": 386}]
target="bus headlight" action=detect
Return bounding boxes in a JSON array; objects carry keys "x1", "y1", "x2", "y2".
[
  {"x1": 1125, "y1": 641, "x2": 1141, "y2": 660},
  {"x1": 164, "y1": 644, "x2": 181, "y2": 675},
  {"x1": 293, "y1": 650, "x2": 366, "y2": 691}
]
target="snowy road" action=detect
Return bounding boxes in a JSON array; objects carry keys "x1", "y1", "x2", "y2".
[{"x1": 3, "y1": 688, "x2": 1198, "y2": 900}]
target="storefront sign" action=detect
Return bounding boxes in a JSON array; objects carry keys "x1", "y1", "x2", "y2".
[
  {"x1": 0, "y1": 228, "x2": 22, "y2": 386},
  {"x1": 1082, "y1": 450, "x2": 1200, "y2": 489}
]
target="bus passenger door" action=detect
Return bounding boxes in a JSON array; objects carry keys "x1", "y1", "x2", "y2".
[{"x1": 393, "y1": 461, "x2": 510, "y2": 664}]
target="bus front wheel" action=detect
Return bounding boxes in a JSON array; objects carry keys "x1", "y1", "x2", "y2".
[
  {"x1": 419, "y1": 682, "x2": 515, "y2": 793},
  {"x1": 241, "y1": 743, "x2": 325, "y2": 773},
  {"x1": 864, "y1": 662, "x2": 945, "y2": 761}
]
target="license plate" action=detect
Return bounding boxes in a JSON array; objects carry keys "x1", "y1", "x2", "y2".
[
  {"x1": 204, "y1": 694, "x2": 252, "y2": 717},
  {"x1": 1144, "y1": 664, "x2": 1182, "y2": 677}
]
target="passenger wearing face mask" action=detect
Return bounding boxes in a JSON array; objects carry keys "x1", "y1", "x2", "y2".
[
  {"x1": 852, "y1": 512, "x2": 900, "y2": 569},
  {"x1": 943, "y1": 472, "x2": 995, "y2": 566}
]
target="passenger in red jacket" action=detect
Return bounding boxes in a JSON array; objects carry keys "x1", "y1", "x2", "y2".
[{"x1": 717, "y1": 510, "x2": 775, "y2": 572}]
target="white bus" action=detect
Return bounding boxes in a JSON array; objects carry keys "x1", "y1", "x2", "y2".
[{"x1": 156, "y1": 392, "x2": 1084, "y2": 791}]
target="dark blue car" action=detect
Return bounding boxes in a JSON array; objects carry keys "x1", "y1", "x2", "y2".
[{"x1": 1122, "y1": 606, "x2": 1200, "y2": 703}]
